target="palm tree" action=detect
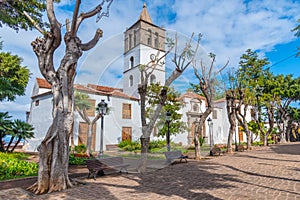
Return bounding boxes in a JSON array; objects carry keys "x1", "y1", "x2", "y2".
[
  {"x1": 0, "y1": 112, "x2": 13, "y2": 151},
  {"x1": 9, "y1": 119, "x2": 34, "y2": 152},
  {"x1": 74, "y1": 91, "x2": 103, "y2": 155}
]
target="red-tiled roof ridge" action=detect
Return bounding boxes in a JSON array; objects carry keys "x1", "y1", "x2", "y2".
[
  {"x1": 74, "y1": 84, "x2": 104, "y2": 94},
  {"x1": 36, "y1": 78, "x2": 51, "y2": 89},
  {"x1": 35, "y1": 78, "x2": 138, "y2": 101},
  {"x1": 111, "y1": 90, "x2": 139, "y2": 101},
  {"x1": 87, "y1": 84, "x2": 122, "y2": 93},
  {"x1": 214, "y1": 97, "x2": 226, "y2": 103},
  {"x1": 180, "y1": 91, "x2": 207, "y2": 101}
]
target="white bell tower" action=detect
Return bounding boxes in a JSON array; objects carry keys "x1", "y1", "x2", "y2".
[{"x1": 123, "y1": 3, "x2": 166, "y2": 98}]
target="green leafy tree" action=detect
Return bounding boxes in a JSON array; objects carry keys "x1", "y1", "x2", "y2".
[
  {"x1": 0, "y1": 0, "x2": 60, "y2": 32},
  {"x1": 0, "y1": 112, "x2": 13, "y2": 151},
  {"x1": 292, "y1": 18, "x2": 300, "y2": 56},
  {"x1": 146, "y1": 83, "x2": 187, "y2": 139},
  {"x1": 286, "y1": 107, "x2": 300, "y2": 141},
  {"x1": 6, "y1": 119, "x2": 34, "y2": 152},
  {"x1": 0, "y1": 51, "x2": 30, "y2": 101},
  {"x1": 273, "y1": 75, "x2": 300, "y2": 142},
  {"x1": 235, "y1": 49, "x2": 269, "y2": 148}
]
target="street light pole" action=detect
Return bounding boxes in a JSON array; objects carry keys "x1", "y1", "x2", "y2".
[
  {"x1": 207, "y1": 117, "x2": 213, "y2": 156},
  {"x1": 166, "y1": 111, "x2": 171, "y2": 152},
  {"x1": 235, "y1": 130, "x2": 238, "y2": 151},
  {"x1": 98, "y1": 99, "x2": 107, "y2": 158}
]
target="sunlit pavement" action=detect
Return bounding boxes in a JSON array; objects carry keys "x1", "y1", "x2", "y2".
[{"x1": 1, "y1": 142, "x2": 300, "y2": 200}]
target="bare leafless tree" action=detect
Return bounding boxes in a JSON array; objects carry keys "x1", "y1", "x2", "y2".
[
  {"x1": 137, "y1": 33, "x2": 201, "y2": 172},
  {"x1": 193, "y1": 53, "x2": 228, "y2": 159}
]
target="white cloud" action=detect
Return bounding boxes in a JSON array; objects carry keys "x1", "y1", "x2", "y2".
[{"x1": 1, "y1": 0, "x2": 300, "y2": 118}]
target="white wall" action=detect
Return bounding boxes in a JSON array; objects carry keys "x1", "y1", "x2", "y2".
[
  {"x1": 123, "y1": 44, "x2": 165, "y2": 98},
  {"x1": 27, "y1": 86, "x2": 142, "y2": 152},
  {"x1": 26, "y1": 93, "x2": 53, "y2": 151}
]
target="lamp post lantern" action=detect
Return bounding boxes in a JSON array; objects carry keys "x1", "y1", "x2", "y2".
[
  {"x1": 166, "y1": 111, "x2": 171, "y2": 151},
  {"x1": 98, "y1": 99, "x2": 107, "y2": 158},
  {"x1": 207, "y1": 117, "x2": 213, "y2": 156}
]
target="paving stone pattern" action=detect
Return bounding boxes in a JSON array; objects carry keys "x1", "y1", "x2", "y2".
[{"x1": 1, "y1": 143, "x2": 300, "y2": 200}]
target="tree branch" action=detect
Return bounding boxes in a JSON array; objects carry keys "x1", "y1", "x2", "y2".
[
  {"x1": 23, "y1": 11, "x2": 45, "y2": 35},
  {"x1": 80, "y1": 29, "x2": 103, "y2": 51},
  {"x1": 71, "y1": 0, "x2": 81, "y2": 36},
  {"x1": 75, "y1": 4, "x2": 102, "y2": 33}
]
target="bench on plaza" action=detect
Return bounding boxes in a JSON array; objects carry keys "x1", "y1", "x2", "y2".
[
  {"x1": 98, "y1": 156, "x2": 129, "y2": 174},
  {"x1": 211, "y1": 147, "x2": 222, "y2": 156},
  {"x1": 86, "y1": 159, "x2": 108, "y2": 180},
  {"x1": 237, "y1": 145, "x2": 245, "y2": 152},
  {"x1": 164, "y1": 150, "x2": 188, "y2": 164}
]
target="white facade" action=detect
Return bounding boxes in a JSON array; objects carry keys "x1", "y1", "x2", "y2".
[
  {"x1": 26, "y1": 80, "x2": 141, "y2": 152},
  {"x1": 26, "y1": 91, "x2": 52, "y2": 151}
]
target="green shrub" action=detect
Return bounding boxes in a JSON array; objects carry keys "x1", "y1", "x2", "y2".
[
  {"x1": 118, "y1": 140, "x2": 132, "y2": 148},
  {"x1": 118, "y1": 140, "x2": 141, "y2": 152},
  {"x1": 74, "y1": 144, "x2": 87, "y2": 153},
  {"x1": 268, "y1": 139, "x2": 275, "y2": 144},
  {"x1": 199, "y1": 136, "x2": 205, "y2": 147},
  {"x1": 149, "y1": 140, "x2": 166, "y2": 149},
  {"x1": 0, "y1": 152, "x2": 38, "y2": 180},
  {"x1": 252, "y1": 141, "x2": 264, "y2": 146},
  {"x1": 69, "y1": 154, "x2": 89, "y2": 165}
]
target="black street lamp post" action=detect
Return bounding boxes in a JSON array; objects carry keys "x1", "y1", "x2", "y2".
[
  {"x1": 207, "y1": 117, "x2": 213, "y2": 156},
  {"x1": 166, "y1": 111, "x2": 171, "y2": 152},
  {"x1": 235, "y1": 131, "x2": 238, "y2": 151},
  {"x1": 98, "y1": 99, "x2": 107, "y2": 158}
]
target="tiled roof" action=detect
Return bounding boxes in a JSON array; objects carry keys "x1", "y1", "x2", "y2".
[
  {"x1": 34, "y1": 78, "x2": 138, "y2": 101},
  {"x1": 111, "y1": 90, "x2": 139, "y2": 101},
  {"x1": 74, "y1": 84, "x2": 106, "y2": 95},
  {"x1": 180, "y1": 91, "x2": 207, "y2": 101},
  {"x1": 87, "y1": 84, "x2": 122, "y2": 93},
  {"x1": 36, "y1": 78, "x2": 51, "y2": 89},
  {"x1": 214, "y1": 97, "x2": 226, "y2": 103}
]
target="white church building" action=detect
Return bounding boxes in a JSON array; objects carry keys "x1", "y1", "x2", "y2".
[{"x1": 25, "y1": 4, "x2": 250, "y2": 152}]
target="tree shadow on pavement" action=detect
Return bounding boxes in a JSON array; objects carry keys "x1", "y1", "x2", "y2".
[
  {"x1": 96, "y1": 161, "x2": 240, "y2": 200},
  {"x1": 236, "y1": 154, "x2": 300, "y2": 163},
  {"x1": 269, "y1": 142, "x2": 300, "y2": 155}
]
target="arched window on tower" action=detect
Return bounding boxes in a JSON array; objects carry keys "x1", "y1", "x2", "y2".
[
  {"x1": 147, "y1": 29, "x2": 152, "y2": 46},
  {"x1": 150, "y1": 74, "x2": 156, "y2": 84},
  {"x1": 129, "y1": 56, "x2": 134, "y2": 69},
  {"x1": 154, "y1": 32, "x2": 159, "y2": 48},
  {"x1": 129, "y1": 75, "x2": 133, "y2": 87},
  {"x1": 134, "y1": 30, "x2": 137, "y2": 46}
]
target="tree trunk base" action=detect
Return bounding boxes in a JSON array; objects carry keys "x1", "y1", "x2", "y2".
[
  {"x1": 27, "y1": 178, "x2": 80, "y2": 194},
  {"x1": 138, "y1": 137, "x2": 150, "y2": 173}
]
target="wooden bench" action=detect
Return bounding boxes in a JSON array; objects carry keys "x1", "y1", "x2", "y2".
[
  {"x1": 211, "y1": 147, "x2": 222, "y2": 156},
  {"x1": 86, "y1": 159, "x2": 108, "y2": 180},
  {"x1": 98, "y1": 156, "x2": 129, "y2": 173},
  {"x1": 237, "y1": 145, "x2": 245, "y2": 152},
  {"x1": 164, "y1": 150, "x2": 188, "y2": 164}
]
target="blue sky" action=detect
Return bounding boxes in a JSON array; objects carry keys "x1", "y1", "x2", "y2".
[{"x1": 0, "y1": 0, "x2": 300, "y2": 120}]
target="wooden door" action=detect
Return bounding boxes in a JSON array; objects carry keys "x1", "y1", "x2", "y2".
[
  {"x1": 78, "y1": 122, "x2": 97, "y2": 150},
  {"x1": 122, "y1": 127, "x2": 132, "y2": 141}
]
